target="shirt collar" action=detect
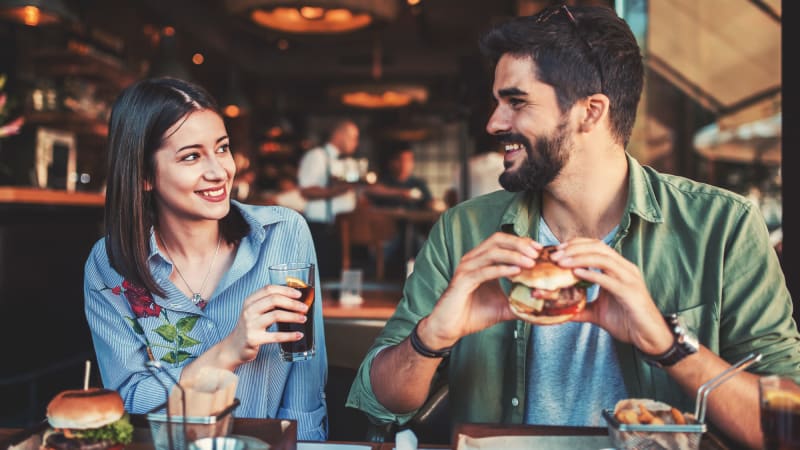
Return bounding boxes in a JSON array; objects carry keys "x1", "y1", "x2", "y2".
[
  {"x1": 624, "y1": 153, "x2": 663, "y2": 224},
  {"x1": 324, "y1": 143, "x2": 341, "y2": 159},
  {"x1": 498, "y1": 153, "x2": 663, "y2": 237},
  {"x1": 146, "y1": 200, "x2": 289, "y2": 262}
]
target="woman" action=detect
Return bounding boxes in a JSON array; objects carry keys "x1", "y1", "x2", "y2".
[{"x1": 83, "y1": 77, "x2": 327, "y2": 440}]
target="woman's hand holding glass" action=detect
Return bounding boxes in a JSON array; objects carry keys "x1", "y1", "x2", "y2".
[{"x1": 221, "y1": 284, "x2": 308, "y2": 365}]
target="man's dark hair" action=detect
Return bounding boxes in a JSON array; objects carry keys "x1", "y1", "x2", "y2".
[
  {"x1": 479, "y1": 5, "x2": 643, "y2": 147},
  {"x1": 384, "y1": 140, "x2": 413, "y2": 161},
  {"x1": 326, "y1": 117, "x2": 357, "y2": 142}
]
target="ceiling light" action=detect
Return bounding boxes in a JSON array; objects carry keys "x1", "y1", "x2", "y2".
[
  {"x1": 332, "y1": 84, "x2": 428, "y2": 109},
  {"x1": 225, "y1": 0, "x2": 397, "y2": 34},
  {"x1": 0, "y1": 0, "x2": 76, "y2": 26}
]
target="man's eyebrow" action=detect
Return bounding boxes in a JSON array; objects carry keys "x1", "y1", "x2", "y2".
[{"x1": 497, "y1": 87, "x2": 527, "y2": 98}]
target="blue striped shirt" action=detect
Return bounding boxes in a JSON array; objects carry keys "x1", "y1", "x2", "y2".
[{"x1": 84, "y1": 201, "x2": 328, "y2": 440}]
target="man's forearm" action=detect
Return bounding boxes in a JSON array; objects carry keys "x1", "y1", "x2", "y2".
[
  {"x1": 666, "y1": 346, "x2": 762, "y2": 449},
  {"x1": 370, "y1": 338, "x2": 443, "y2": 414}
]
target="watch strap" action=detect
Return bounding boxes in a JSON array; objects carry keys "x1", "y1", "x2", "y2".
[{"x1": 642, "y1": 314, "x2": 698, "y2": 368}]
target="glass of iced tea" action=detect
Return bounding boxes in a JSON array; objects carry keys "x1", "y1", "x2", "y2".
[
  {"x1": 760, "y1": 374, "x2": 800, "y2": 450},
  {"x1": 268, "y1": 262, "x2": 315, "y2": 362}
]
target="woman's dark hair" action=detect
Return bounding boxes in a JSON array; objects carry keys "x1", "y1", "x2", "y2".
[
  {"x1": 479, "y1": 5, "x2": 644, "y2": 147},
  {"x1": 104, "y1": 77, "x2": 248, "y2": 296}
]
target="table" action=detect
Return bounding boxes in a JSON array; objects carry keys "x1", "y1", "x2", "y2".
[
  {"x1": 322, "y1": 289, "x2": 400, "y2": 320},
  {"x1": 0, "y1": 426, "x2": 447, "y2": 450},
  {"x1": 0, "y1": 422, "x2": 733, "y2": 449}
]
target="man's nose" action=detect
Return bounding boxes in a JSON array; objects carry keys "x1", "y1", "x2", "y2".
[{"x1": 486, "y1": 105, "x2": 511, "y2": 135}]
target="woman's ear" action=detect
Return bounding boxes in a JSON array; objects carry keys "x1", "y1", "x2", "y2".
[
  {"x1": 579, "y1": 93, "x2": 610, "y2": 133},
  {"x1": 144, "y1": 179, "x2": 153, "y2": 192}
]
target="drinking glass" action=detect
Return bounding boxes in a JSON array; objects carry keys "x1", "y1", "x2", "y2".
[
  {"x1": 760, "y1": 374, "x2": 800, "y2": 450},
  {"x1": 268, "y1": 263, "x2": 315, "y2": 362}
]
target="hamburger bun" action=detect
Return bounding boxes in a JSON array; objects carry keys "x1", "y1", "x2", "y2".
[
  {"x1": 47, "y1": 388, "x2": 125, "y2": 429},
  {"x1": 508, "y1": 245, "x2": 587, "y2": 325}
]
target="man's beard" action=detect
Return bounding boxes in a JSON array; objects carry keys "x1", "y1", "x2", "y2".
[{"x1": 498, "y1": 118, "x2": 570, "y2": 193}]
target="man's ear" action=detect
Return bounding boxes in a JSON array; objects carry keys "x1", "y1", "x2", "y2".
[{"x1": 579, "y1": 93, "x2": 610, "y2": 133}]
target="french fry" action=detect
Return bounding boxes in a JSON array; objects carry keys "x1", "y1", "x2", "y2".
[
  {"x1": 671, "y1": 407, "x2": 687, "y2": 425},
  {"x1": 616, "y1": 409, "x2": 640, "y2": 424},
  {"x1": 638, "y1": 403, "x2": 656, "y2": 424}
]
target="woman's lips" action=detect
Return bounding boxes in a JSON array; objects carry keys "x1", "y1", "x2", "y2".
[{"x1": 196, "y1": 186, "x2": 227, "y2": 202}]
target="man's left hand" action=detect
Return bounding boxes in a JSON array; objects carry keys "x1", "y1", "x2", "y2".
[{"x1": 550, "y1": 238, "x2": 673, "y2": 356}]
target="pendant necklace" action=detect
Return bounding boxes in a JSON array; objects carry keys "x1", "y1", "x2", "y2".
[{"x1": 160, "y1": 233, "x2": 222, "y2": 305}]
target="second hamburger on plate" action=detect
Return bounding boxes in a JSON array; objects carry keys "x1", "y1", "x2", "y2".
[{"x1": 508, "y1": 245, "x2": 592, "y2": 325}]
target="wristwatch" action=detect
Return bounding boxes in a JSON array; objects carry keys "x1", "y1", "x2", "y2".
[{"x1": 641, "y1": 313, "x2": 699, "y2": 369}]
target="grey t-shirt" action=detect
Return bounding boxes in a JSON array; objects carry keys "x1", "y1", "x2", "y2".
[{"x1": 524, "y1": 218, "x2": 627, "y2": 426}]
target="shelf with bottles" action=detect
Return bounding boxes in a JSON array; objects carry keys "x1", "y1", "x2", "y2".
[
  {"x1": 25, "y1": 110, "x2": 108, "y2": 138},
  {"x1": 30, "y1": 42, "x2": 137, "y2": 92}
]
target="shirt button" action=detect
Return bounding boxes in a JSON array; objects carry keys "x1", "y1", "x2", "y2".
[
  {"x1": 513, "y1": 330, "x2": 519, "y2": 340},
  {"x1": 511, "y1": 397, "x2": 519, "y2": 407},
  {"x1": 207, "y1": 323, "x2": 213, "y2": 329}
]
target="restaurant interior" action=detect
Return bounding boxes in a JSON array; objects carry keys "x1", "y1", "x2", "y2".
[{"x1": 0, "y1": 0, "x2": 794, "y2": 446}]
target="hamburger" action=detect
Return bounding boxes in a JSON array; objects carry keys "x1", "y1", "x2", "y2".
[
  {"x1": 508, "y1": 245, "x2": 590, "y2": 325},
  {"x1": 43, "y1": 388, "x2": 133, "y2": 450}
]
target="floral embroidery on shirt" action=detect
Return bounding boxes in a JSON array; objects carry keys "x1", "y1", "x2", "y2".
[{"x1": 103, "y1": 280, "x2": 201, "y2": 366}]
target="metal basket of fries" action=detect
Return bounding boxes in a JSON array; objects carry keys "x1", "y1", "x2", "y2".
[
  {"x1": 602, "y1": 352, "x2": 761, "y2": 450},
  {"x1": 144, "y1": 362, "x2": 240, "y2": 450},
  {"x1": 147, "y1": 399, "x2": 240, "y2": 450},
  {"x1": 603, "y1": 407, "x2": 705, "y2": 450}
]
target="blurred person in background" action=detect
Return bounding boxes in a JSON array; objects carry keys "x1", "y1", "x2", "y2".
[
  {"x1": 298, "y1": 119, "x2": 359, "y2": 279},
  {"x1": 84, "y1": 77, "x2": 327, "y2": 440},
  {"x1": 273, "y1": 173, "x2": 307, "y2": 213},
  {"x1": 367, "y1": 140, "x2": 433, "y2": 211},
  {"x1": 445, "y1": 138, "x2": 504, "y2": 207},
  {"x1": 366, "y1": 141, "x2": 435, "y2": 277}
]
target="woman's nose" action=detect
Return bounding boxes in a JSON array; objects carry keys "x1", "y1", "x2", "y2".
[{"x1": 203, "y1": 156, "x2": 228, "y2": 180}]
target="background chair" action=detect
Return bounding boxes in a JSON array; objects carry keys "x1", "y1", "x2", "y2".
[{"x1": 336, "y1": 201, "x2": 397, "y2": 281}]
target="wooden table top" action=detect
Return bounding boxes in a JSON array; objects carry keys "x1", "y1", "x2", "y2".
[
  {"x1": 322, "y1": 289, "x2": 400, "y2": 320},
  {"x1": 0, "y1": 187, "x2": 105, "y2": 206}
]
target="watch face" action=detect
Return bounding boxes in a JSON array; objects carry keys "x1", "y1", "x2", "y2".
[{"x1": 674, "y1": 316, "x2": 700, "y2": 351}]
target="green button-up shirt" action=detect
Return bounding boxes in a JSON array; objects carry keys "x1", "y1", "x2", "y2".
[{"x1": 346, "y1": 154, "x2": 800, "y2": 427}]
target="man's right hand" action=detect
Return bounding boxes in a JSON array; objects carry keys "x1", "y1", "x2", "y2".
[
  {"x1": 417, "y1": 232, "x2": 542, "y2": 349},
  {"x1": 369, "y1": 232, "x2": 541, "y2": 414}
]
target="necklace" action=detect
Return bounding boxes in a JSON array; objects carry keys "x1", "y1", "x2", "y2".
[{"x1": 160, "y1": 233, "x2": 222, "y2": 305}]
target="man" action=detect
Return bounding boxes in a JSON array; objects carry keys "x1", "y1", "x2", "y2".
[
  {"x1": 366, "y1": 141, "x2": 435, "y2": 277},
  {"x1": 368, "y1": 140, "x2": 433, "y2": 211},
  {"x1": 298, "y1": 119, "x2": 359, "y2": 278},
  {"x1": 346, "y1": 5, "x2": 799, "y2": 448}
]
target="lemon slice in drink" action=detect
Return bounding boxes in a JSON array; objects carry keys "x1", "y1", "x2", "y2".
[
  {"x1": 285, "y1": 276, "x2": 308, "y2": 289},
  {"x1": 765, "y1": 390, "x2": 800, "y2": 409}
]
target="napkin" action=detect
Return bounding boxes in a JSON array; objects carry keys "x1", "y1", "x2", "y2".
[
  {"x1": 168, "y1": 367, "x2": 238, "y2": 417},
  {"x1": 395, "y1": 429, "x2": 419, "y2": 450}
]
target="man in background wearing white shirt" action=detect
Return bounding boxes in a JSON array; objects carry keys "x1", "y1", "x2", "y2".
[{"x1": 298, "y1": 119, "x2": 359, "y2": 278}]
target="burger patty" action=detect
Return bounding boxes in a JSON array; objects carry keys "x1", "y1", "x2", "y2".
[
  {"x1": 537, "y1": 286, "x2": 584, "y2": 310},
  {"x1": 45, "y1": 432, "x2": 115, "y2": 450}
]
